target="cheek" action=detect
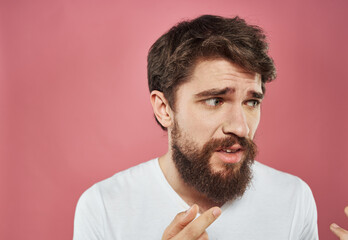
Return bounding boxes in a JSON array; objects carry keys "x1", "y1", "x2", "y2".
[
  {"x1": 176, "y1": 105, "x2": 218, "y2": 139},
  {"x1": 247, "y1": 112, "x2": 260, "y2": 138}
]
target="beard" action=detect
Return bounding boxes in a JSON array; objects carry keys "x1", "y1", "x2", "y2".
[{"x1": 171, "y1": 122, "x2": 257, "y2": 204}]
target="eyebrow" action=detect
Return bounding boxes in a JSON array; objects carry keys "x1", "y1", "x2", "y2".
[
  {"x1": 249, "y1": 90, "x2": 264, "y2": 100},
  {"x1": 194, "y1": 87, "x2": 264, "y2": 100},
  {"x1": 194, "y1": 87, "x2": 235, "y2": 98}
]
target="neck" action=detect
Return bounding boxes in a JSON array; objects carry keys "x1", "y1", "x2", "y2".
[{"x1": 158, "y1": 152, "x2": 223, "y2": 213}]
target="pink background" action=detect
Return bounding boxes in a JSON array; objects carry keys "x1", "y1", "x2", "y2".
[{"x1": 1, "y1": 0, "x2": 347, "y2": 239}]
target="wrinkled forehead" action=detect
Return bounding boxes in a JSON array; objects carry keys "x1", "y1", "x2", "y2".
[{"x1": 187, "y1": 59, "x2": 262, "y2": 91}]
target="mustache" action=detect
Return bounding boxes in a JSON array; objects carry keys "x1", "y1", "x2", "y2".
[{"x1": 203, "y1": 134, "x2": 254, "y2": 151}]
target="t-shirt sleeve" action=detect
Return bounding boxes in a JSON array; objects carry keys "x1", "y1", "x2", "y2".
[
  {"x1": 73, "y1": 184, "x2": 105, "y2": 240},
  {"x1": 299, "y1": 180, "x2": 319, "y2": 240}
]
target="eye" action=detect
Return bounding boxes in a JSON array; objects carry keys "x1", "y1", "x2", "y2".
[
  {"x1": 246, "y1": 99, "x2": 261, "y2": 108},
  {"x1": 205, "y1": 98, "x2": 223, "y2": 107}
]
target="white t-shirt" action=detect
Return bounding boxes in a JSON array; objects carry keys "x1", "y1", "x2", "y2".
[{"x1": 73, "y1": 159, "x2": 318, "y2": 240}]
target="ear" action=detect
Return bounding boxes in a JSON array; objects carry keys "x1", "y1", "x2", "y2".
[{"x1": 150, "y1": 90, "x2": 173, "y2": 128}]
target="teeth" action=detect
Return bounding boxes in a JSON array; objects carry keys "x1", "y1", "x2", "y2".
[{"x1": 223, "y1": 149, "x2": 237, "y2": 153}]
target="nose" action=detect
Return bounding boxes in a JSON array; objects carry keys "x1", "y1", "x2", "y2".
[{"x1": 222, "y1": 105, "x2": 250, "y2": 138}]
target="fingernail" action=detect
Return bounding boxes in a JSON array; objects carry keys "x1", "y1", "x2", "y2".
[
  {"x1": 212, "y1": 208, "x2": 221, "y2": 218},
  {"x1": 185, "y1": 205, "x2": 193, "y2": 216},
  {"x1": 331, "y1": 223, "x2": 339, "y2": 229}
]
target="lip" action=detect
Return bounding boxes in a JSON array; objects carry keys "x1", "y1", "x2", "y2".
[
  {"x1": 216, "y1": 144, "x2": 243, "y2": 152},
  {"x1": 215, "y1": 145, "x2": 244, "y2": 164}
]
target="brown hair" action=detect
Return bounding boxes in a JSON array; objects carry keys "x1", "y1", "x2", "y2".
[{"x1": 148, "y1": 15, "x2": 276, "y2": 130}]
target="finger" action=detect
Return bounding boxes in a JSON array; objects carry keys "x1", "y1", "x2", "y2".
[
  {"x1": 168, "y1": 205, "x2": 199, "y2": 234},
  {"x1": 330, "y1": 223, "x2": 348, "y2": 240},
  {"x1": 344, "y1": 206, "x2": 348, "y2": 218},
  {"x1": 176, "y1": 206, "x2": 221, "y2": 239},
  {"x1": 162, "y1": 204, "x2": 199, "y2": 239},
  {"x1": 197, "y1": 231, "x2": 209, "y2": 240}
]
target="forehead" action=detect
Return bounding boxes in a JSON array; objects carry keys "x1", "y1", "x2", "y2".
[{"x1": 186, "y1": 59, "x2": 262, "y2": 91}]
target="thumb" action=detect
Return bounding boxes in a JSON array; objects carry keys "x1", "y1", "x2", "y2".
[
  {"x1": 330, "y1": 223, "x2": 348, "y2": 239},
  {"x1": 163, "y1": 205, "x2": 199, "y2": 239}
]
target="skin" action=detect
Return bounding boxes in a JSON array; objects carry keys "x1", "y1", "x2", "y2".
[
  {"x1": 330, "y1": 206, "x2": 348, "y2": 239},
  {"x1": 151, "y1": 59, "x2": 262, "y2": 239},
  {"x1": 162, "y1": 204, "x2": 221, "y2": 240},
  {"x1": 151, "y1": 58, "x2": 347, "y2": 239}
]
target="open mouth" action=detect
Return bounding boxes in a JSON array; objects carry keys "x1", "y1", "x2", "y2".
[
  {"x1": 219, "y1": 148, "x2": 241, "y2": 153},
  {"x1": 215, "y1": 144, "x2": 244, "y2": 163},
  {"x1": 217, "y1": 144, "x2": 243, "y2": 153}
]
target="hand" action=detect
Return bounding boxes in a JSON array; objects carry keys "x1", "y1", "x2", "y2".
[
  {"x1": 162, "y1": 204, "x2": 221, "y2": 240},
  {"x1": 330, "y1": 206, "x2": 348, "y2": 239}
]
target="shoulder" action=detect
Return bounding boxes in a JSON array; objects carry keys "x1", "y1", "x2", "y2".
[
  {"x1": 74, "y1": 159, "x2": 160, "y2": 238},
  {"x1": 253, "y1": 161, "x2": 310, "y2": 188},
  {"x1": 95, "y1": 158, "x2": 158, "y2": 193},
  {"x1": 251, "y1": 161, "x2": 314, "y2": 200},
  {"x1": 76, "y1": 159, "x2": 159, "y2": 203},
  {"x1": 251, "y1": 162, "x2": 318, "y2": 238},
  {"x1": 79, "y1": 158, "x2": 161, "y2": 205},
  {"x1": 76, "y1": 159, "x2": 155, "y2": 203},
  {"x1": 251, "y1": 161, "x2": 317, "y2": 219}
]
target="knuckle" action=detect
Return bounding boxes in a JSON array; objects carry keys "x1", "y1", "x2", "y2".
[
  {"x1": 184, "y1": 227, "x2": 197, "y2": 239},
  {"x1": 203, "y1": 212, "x2": 216, "y2": 224},
  {"x1": 174, "y1": 212, "x2": 185, "y2": 221},
  {"x1": 161, "y1": 232, "x2": 168, "y2": 240},
  {"x1": 162, "y1": 228, "x2": 172, "y2": 239},
  {"x1": 197, "y1": 231, "x2": 209, "y2": 240}
]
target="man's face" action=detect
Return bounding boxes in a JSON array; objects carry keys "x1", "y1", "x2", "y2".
[{"x1": 169, "y1": 59, "x2": 263, "y2": 203}]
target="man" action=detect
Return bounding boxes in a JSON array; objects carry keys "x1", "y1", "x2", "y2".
[{"x1": 73, "y1": 15, "x2": 319, "y2": 239}]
